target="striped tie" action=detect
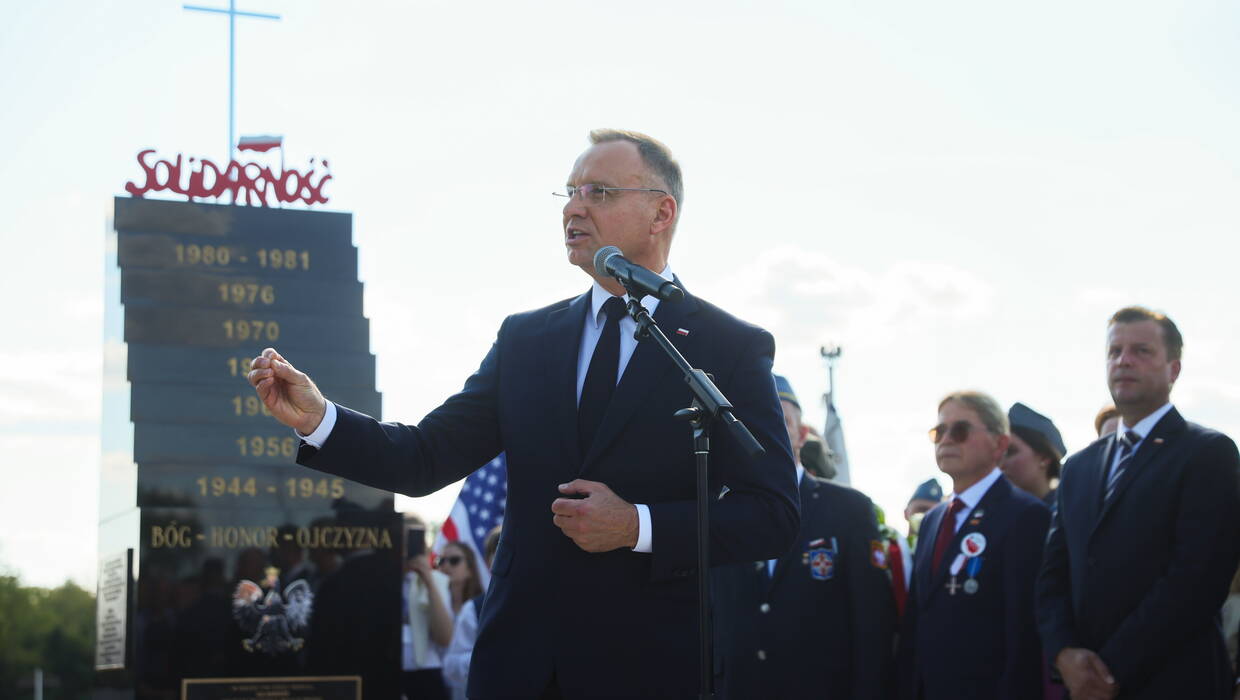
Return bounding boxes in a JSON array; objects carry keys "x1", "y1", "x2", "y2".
[{"x1": 1104, "y1": 430, "x2": 1141, "y2": 503}]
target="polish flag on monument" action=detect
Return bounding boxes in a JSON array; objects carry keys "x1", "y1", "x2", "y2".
[
  {"x1": 237, "y1": 134, "x2": 283, "y2": 152},
  {"x1": 433, "y1": 453, "x2": 507, "y2": 590}
]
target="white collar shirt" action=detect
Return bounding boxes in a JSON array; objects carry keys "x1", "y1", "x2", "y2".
[
  {"x1": 1109, "y1": 402, "x2": 1175, "y2": 478},
  {"x1": 575, "y1": 264, "x2": 673, "y2": 404},
  {"x1": 946, "y1": 466, "x2": 1003, "y2": 534}
]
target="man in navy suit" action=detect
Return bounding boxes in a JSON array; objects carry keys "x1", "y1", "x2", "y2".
[
  {"x1": 246, "y1": 129, "x2": 800, "y2": 698},
  {"x1": 1037, "y1": 307, "x2": 1240, "y2": 700},
  {"x1": 898, "y1": 391, "x2": 1049, "y2": 699},
  {"x1": 712, "y1": 375, "x2": 896, "y2": 700}
]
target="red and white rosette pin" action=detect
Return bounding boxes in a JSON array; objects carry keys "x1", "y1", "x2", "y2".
[{"x1": 961, "y1": 532, "x2": 987, "y2": 558}]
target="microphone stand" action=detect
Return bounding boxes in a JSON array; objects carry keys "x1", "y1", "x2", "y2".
[{"x1": 621, "y1": 286, "x2": 765, "y2": 700}]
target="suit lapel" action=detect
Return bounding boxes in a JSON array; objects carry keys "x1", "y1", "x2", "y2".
[
  {"x1": 1093, "y1": 408, "x2": 1187, "y2": 529},
  {"x1": 579, "y1": 287, "x2": 700, "y2": 472},
  {"x1": 915, "y1": 505, "x2": 946, "y2": 605},
  {"x1": 543, "y1": 292, "x2": 590, "y2": 472}
]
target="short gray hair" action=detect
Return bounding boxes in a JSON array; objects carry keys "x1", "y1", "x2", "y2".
[
  {"x1": 589, "y1": 128, "x2": 683, "y2": 209},
  {"x1": 938, "y1": 391, "x2": 1010, "y2": 436}
]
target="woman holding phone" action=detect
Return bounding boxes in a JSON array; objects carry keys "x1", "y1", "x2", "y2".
[{"x1": 402, "y1": 517, "x2": 453, "y2": 700}]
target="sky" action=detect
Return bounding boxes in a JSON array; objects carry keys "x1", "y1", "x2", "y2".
[{"x1": 2, "y1": 0, "x2": 1239, "y2": 589}]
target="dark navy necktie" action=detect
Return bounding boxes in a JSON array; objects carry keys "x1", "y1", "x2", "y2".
[
  {"x1": 578, "y1": 296, "x2": 626, "y2": 462},
  {"x1": 1104, "y1": 430, "x2": 1141, "y2": 504}
]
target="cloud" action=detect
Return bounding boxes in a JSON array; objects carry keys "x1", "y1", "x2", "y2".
[
  {"x1": 723, "y1": 245, "x2": 994, "y2": 349},
  {"x1": 1175, "y1": 379, "x2": 1240, "y2": 439},
  {"x1": 0, "y1": 349, "x2": 101, "y2": 428}
]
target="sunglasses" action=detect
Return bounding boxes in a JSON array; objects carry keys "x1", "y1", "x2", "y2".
[
  {"x1": 437, "y1": 555, "x2": 464, "y2": 568},
  {"x1": 929, "y1": 420, "x2": 976, "y2": 444}
]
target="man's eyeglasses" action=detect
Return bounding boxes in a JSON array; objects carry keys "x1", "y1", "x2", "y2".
[
  {"x1": 929, "y1": 420, "x2": 977, "y2": 444},
  {"x1": 437, "y1": 555, "x2": 464, "y2": 568},
  {"x1": 552, "y1": 183, "x2": 668, "y2": 206}
]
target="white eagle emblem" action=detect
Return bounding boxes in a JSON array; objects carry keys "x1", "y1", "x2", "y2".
[{"x1": 232, "y1": 567, "x2": 313, "y2": 655}]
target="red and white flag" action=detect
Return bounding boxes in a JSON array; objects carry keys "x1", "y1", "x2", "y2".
[{"x1": 237, "y1": 134, "x2": 283, "y2": 152}]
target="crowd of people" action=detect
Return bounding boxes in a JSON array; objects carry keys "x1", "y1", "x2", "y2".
[
  {"x1": 710, "y1": 305, "x2": 1240, "y2": 700},
  {"x1": 247, "y1": 129, "x2": 1240, "y2": 699},
  {"x1": 398, "y1": 305, "x2": 1240, "y2": 700},
  {"x1": 400, "y1": 520, "x2": 501, "y2": 700}
]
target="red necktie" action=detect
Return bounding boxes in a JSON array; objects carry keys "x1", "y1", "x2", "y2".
[{"x1": 931, "y1": 498, "x2": 966, "y2": 575}]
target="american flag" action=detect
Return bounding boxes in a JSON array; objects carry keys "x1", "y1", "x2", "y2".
[{"x1": 434, "y1": 453, "x2": 507, "y2": 590}]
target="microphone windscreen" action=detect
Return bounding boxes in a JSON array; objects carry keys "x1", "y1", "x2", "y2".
[{"x1": 593, "y1": 246, "x2": 622, "y2": 276}]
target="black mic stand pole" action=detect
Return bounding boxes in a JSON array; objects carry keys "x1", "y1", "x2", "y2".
[{"x1": 620, "y1": 287, "x2": 765, "y2": 700}]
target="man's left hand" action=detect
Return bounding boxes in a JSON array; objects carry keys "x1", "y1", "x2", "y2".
[{"x1": 552, "y1": 480, "x2": 639, "y2": 552}]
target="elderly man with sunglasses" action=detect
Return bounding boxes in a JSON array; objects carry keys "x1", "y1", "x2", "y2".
[
  {"x1": 898, "y1": 391, "x2": 1050, "y2": 700},
  {"x1": 247, "y1": 129, "x2": 799, "y2": 699}
]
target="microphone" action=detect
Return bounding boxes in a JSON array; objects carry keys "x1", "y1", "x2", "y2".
[{"x1": 592, "y1": 246, "x2": 684, "y2": 302}]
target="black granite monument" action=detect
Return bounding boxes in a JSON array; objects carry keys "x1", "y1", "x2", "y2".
[{"x1": 97, "y1": 197, "x2": 400, "y2": 700}]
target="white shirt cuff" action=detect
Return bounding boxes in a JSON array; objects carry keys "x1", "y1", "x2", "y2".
[
  {"x1": 632, "y1": 503, "x2": 652, "y2": 553},
  {"x1": 298, "y1": 401, "x2": 337, "y2": 448}
]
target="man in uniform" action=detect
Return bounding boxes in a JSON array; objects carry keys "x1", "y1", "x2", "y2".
[
  {"x1": 904, "y1": 479, "x2": 943, "y2": 549},
  {"x1": 713, "y1": 375, "x2": 895, "y2": 699}
]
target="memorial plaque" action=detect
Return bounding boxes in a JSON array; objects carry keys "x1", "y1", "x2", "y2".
[
  {"x1": 118, "y1": 231, "x2": 359, "y2": 281},
  {"x1": 137, "y1": 463, "x2": 392, "y2": 510},
  {"x1": 130, "y1": 383, "x2": 380, "y2": 425},
  {"x1": 115, "y1": 197, "x2": 352, "y2": 242},
  {"x1": 136, "y1": 506, "x2": 401, "y2": 698},
  {"x1": 122, "y1": 269, "x2": 364, "y2": 315},
  {"x1": 138, "y1": 507, "x2": 401, "y2": 582},
  {"x1": 99, "y1": 197, "x2": 398, "y2": 699},
  {"x1": 127, "y1": 344, "x2": 376, "y2": 389},
  {"x1": 94, "y1": 550, "x2": 131, "y2": 671},
  {"x1": 182, "y1": 676, "x2": 361, "y2": 700},
  {"x1": 124, "y1": 307, "x2": 370, "y2": 351},
  {"x1": 136, "y1": 423, "x2": 307, "y2": 465}
]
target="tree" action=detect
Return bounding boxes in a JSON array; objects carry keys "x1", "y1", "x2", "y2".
[{"x1": 0, "y1": 573, "x2": 96, "y2": 699}]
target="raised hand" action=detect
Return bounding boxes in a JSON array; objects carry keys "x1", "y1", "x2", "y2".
[{"x1": 246, "y1": 347, "x2": 327, "y2": 436}]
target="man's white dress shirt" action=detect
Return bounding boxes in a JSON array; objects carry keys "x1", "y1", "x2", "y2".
[
  {"x1": 1108, "y1": 402, "x2": 1174, "y2": 481},
  {"x1": 945, "y1": 466, "x2": 1003, "y2": 535}
]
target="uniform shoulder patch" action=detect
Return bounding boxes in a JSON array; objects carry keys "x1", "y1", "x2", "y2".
[{"x1": 870, "y1": 540, "x2": 889, "y2": 569}]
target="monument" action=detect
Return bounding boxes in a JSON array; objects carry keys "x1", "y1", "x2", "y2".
[{"x1": 96, "y1": 149, "x2": 401, "y2": 699}]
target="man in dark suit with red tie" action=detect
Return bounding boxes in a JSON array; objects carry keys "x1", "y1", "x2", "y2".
[
  {"x1": 1037, "y1": 307, "x2": 1240, "y2": 700},
  {"x1": 898, "y1": 391, "x2": 1049, "y2": 699},
  {"x1": 245, "y1": 129, "x2": 800, "y2": 698}
]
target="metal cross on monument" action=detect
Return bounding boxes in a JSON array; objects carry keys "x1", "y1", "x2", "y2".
[{"x1": 183, "y1": 0, "x2": 281, "y2": 161}]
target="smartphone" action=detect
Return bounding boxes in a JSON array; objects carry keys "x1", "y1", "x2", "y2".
[{"x1": 406, "y1": 527, "x2": 426, "y2": 559}]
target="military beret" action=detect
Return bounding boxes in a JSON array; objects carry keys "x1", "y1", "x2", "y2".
[
  {"x1": 773, "y1": 374, "x2": 799, "y2": 410},
  {"x1": 910, "y1": 478, "x2": 943, "y2": 504},
  {"x1": 1008, "y1": 402, "x2": 1066, "y2": 459}
]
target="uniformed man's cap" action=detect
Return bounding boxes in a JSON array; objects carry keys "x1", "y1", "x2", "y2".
[
  {"x1": 1008, "y1": 402, "x2": 1066, "y2": 458},
  {"x1": 910, "y1": 479, "x2": 943, "y2": 504},
  {"x1": 773, "y1": 374, "x2": 799, "y2": 410}
]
